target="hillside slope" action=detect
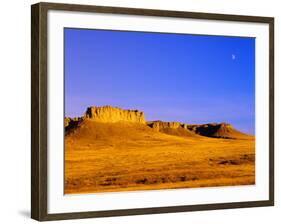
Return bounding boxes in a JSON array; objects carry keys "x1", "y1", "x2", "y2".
[
  {"x1": 65, "y1": 119, "x2": 188, "y2": 147},
  {"x1": 65, "y1": 118, "x2": 255, "y2": 194},
  {"x1": 187, "y1": 123, "x2": 253, "y2": 139}
]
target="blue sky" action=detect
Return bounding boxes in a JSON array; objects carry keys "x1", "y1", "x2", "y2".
[{"x1": 64, "y1": 28, "x2": 255, "y2": 134}]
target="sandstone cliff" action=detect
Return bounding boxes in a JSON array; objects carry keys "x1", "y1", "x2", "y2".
[
  {"x1": 147, "y1": 121, "x2": 181, "y2": 131},
  {"x1": 84, "y1": 105, "x2": 146, "y2": 124},
  {"x1": 147, "y1": 120, "x2": 198, "y2": 138}
]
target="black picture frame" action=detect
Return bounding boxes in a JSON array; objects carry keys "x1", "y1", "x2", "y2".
[{"x1": 31, "y1": 2, "x2": 274, "y2": 221}]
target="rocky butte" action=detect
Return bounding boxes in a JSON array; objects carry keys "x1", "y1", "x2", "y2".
[{"x1": 84, "y1": 105, "x2": 146, "y2": 124}]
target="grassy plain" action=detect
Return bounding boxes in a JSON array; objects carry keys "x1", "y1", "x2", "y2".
[{"x1": 65, "y1": 120, "x2": 255, "y2": 194}]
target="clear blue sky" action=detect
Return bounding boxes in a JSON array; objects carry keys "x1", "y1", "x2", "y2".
[{"x1": 64, "y1": 28, "x2": 255, "y2": 134}]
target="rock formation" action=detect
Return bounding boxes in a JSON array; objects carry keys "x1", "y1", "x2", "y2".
[
  {"x1": 84, "y1": 105, "x2": 146, "y2": 124},
  {"x1": 186, "y1": 123, "x2": 251, "y2": 139},
  {"x1": 64, "y1": 117, "x2": 84, "y2": 135},
  {"x1": 147, "y1": 121, "x2": 181, "y2": 131},
  {"x1": 147, "y1": 120, "x2": 198, "y2": 137},
  {"x1": 64, "y1": 105, "x2": 252, "y2": 139}
]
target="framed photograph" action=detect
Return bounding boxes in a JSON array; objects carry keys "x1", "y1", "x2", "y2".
[{"x1": 31, "y1": 2, "x2": 274, "y2": 221}]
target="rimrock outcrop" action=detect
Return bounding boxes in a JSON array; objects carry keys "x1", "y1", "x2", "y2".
[
  {"x1": 147, "y1": 120, "x2": 197, "y2": 137},
  {"x1": 147, "y1": 121, "x2": 181, "y2": 131},
  {"x1": 84, "y1": 106, "x2": 146, "y2": 124}
]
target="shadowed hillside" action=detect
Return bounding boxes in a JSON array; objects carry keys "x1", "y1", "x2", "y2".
[
  {"x1": 186, "y1": 123, "x2": 253, "y2": 139},
  {"x1": 65, "y1": 106, "x2": 255, "y2": 194}
]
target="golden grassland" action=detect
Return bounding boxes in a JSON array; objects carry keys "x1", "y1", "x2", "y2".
[{"x1": 64, "y1": 120, "x2": 255, "y2": 194}]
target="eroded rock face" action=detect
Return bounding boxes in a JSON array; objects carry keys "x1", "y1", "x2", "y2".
[
  {"x1": 64, "y1": 117, "x2": 84, "y2": 135},
  {"x1": 64, "y1": 117, "x2": 71, "y2": 128},
  {"x1": 84, "y1": 106, "x2": 146, "y2": 124},
  {"x1": 147, "y1": 121, "x2": 181, "y2": 131},
  {"x1": 186, "y1": 123, "x2": 237, "y2": 138},
  {"x1": 64, "y1": 117, "x2": 83, "y2": 128}
]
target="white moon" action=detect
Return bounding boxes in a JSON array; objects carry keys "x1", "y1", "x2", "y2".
[{"x1": 232, "y1": 54, "x2": 236, "y2": 60}]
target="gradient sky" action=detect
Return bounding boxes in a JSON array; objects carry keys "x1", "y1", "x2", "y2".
[{"x1": 64, "y1": 28, "x2": 255, "y2": 134}]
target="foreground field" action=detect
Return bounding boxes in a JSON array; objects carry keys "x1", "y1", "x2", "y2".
[{"x1": 65, "y1": 120, "x2": 255, "y2": 194}]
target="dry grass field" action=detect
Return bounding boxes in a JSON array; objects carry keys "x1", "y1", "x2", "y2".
[{"x1": 64, "y1": 120, "x2": 255, "y2": 194}]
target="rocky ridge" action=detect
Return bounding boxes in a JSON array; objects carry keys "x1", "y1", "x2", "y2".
[{"x1": 65, "y1": 106, "x2": 251, "y2": 139}]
